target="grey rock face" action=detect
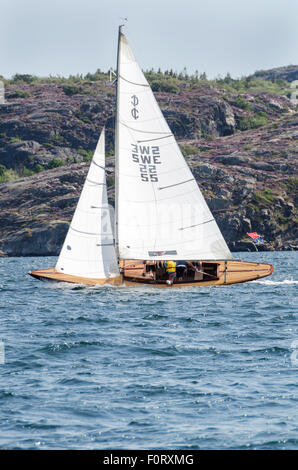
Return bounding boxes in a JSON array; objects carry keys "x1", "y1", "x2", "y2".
[{"x1": 0, "y1": 76, "x2": 297, "y2": 256}]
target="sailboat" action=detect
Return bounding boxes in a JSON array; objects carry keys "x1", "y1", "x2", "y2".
[{"x1": 29, "y1": 27, "x2": 273, "y2": 287}]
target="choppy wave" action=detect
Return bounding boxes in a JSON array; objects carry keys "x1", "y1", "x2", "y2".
[
  {"x1": 0, "y1": 252, "x2": 297, "y2": 450},
  {"x1": 252, "y1": 279, "x2": 298, "y2": 285}
]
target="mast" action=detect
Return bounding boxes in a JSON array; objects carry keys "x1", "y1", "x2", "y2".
[{"x1": 114, "y1": 25, "x2": 123, "y2": 259}]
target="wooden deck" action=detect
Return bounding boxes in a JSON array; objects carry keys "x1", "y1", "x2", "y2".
[{"x1": 120, "y1": 259, "x2": 273, "y2": 286}]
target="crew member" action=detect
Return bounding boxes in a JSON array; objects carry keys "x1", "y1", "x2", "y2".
[
  {"x1": 176, "y1": 260, "x2": 187, "y2": 280},
  {"x1": 164, "y1": 260, "x2": 176, "y2": 285}
]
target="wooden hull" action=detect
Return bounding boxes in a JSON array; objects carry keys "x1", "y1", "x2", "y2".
[
  {"x1": 29, "y1": 260, "x2": 273, "y2": 287},
  {"x1": 29, "y1": 268, "x2": 123, "y2": 286}
]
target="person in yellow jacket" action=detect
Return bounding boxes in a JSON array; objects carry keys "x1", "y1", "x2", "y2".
[{"x1": 164, "y1": 260, "x2": 176, "y2": 285}]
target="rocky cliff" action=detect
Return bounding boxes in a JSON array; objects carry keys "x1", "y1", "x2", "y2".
[
  {"x1": 251, "y1": 65, "x2": 298, "y2": 83},
  {"x1": 0, "y1": 69, "x2": 297, "y2": 256}
]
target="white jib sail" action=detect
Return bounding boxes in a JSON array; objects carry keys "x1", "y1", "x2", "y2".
[
  {"x1": 115, "y1": 30, "x2": 232, "y2": 261},
  {"x1": 55, "y1": 128, "x2": 119, "y2": 278}
]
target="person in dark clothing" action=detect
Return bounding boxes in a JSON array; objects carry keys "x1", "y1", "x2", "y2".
[
  {"x1": 176, "y1": 260, "x2": 199, "y2": 281},
  {"x1": 176, "y1": 260, "x2": 187, "y2": 280}
]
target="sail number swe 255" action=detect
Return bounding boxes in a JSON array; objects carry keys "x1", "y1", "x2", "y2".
[{"x1": 131, "y1": 144, "x2": 161, "y2": 182}]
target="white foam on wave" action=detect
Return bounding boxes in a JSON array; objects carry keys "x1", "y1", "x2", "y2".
[
  {"x1": 252, "y1": 279, "x2": 298, "y2": 285},
  {"x1": 40, "y1": 279, "x2": 126, "y2": 291}
]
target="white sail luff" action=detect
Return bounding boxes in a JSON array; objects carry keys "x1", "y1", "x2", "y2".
[
  {"x1": 55, "y1": 128, "x2": 120, "y2": 278},
  {"x1": 116, "y1": 32, "x2": 232, "y2": 261},
  {"x1": 114, "y1": 26, "x2": 123, "y2": 258}
]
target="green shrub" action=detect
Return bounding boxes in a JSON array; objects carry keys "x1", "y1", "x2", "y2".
[
  {"x1": 244, "y1": 144, "x2": 254, "y2": 150},
  {"x1": 180, "y1": 144, "x2": 198, "y2": 156},
  {"x1": 202, "y1": 133, "x2": 215, "y2": 141},
  {"x1": 43, "y1": 142, "x2": 54, "y2": 149},
  {"x1": 249, "y1": 113, "x2": 268, "y2": 129},
  {"x1": 106, "y1": 175, "x2": 114, "y2": 187},
  {"x1": 62, "y1": 84, "x2": 84, "y2": 96},
  {"x1": 9, "y1": 89, "x2": 33, "y2": 98},
  {"x1": 0, "y1": 164, "x2": 6, "y2": 177},
  {"x1": 77, "y1": 148, "x2": 93, "y2": 161},
  {"x1": 233, "y1": 96, "x2": 252, "y2": 110},
  {"x1": 213, "y1": 75, "x2": 292, "y2": 97},
  {"x1": 20, "y1": 168, "x2": 35, "y2": 177},
  {"x1": 34, "y1": 164, "x2": 45, "y2": 173},
  {"x1": 151, "y1": 80, "x2": 179, "y2": 93},
  {"x1": 84, "y1": 69, "x2": 108, "y2": 81},
  {"x1": 284, "y1": 177, "x2": 298, "y2": 192},
  {"x1": 252, "y1": 188, "x2": 276, "y2": 206},
  {"x1": 47, "y1": 158, "x2": 64, "y2": 169},
  {"x1": 238, "y1": 116, "x2": 249, "y2": 130},
  {"x1": 8, "y1": 137, "x2": 22, "y2": 143},
  {"x1": 11, "y1": 74, "x2": 37, "y2": 84},
  {"x1": 0, "y1": 166, "x2": 18, "y2": 183},
  {"x1": 238, "y1": 112, "x2": 268, "y2": 130}
]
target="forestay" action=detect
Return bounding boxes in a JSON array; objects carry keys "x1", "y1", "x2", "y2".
[
  {"x1": 55, "y1": 129, "x2": 119, "y2": 278},
  {"x1": 115, "y1": 30, "x2": 232, "y2": 260}
]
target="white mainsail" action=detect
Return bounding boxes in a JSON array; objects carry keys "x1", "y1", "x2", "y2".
[
  {"x1": 115, "y1": 29, "x2": 232, "y2": 261},
  {"x1": 55, "y1": 128, "x2": 119, "y2": 278}
]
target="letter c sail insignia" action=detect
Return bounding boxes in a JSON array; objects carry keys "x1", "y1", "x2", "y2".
[{"x1": 131, "y1": 108, "x2": 139, "y2": 120}]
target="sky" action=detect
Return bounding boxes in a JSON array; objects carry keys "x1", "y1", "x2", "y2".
[{"x1": 1, "y1": 0, "x2": 297, "y2": 79}]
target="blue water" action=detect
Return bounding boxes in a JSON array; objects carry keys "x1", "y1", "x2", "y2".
[{"x1": 0, "y1": 251, "x2": 297, "y2": 450}]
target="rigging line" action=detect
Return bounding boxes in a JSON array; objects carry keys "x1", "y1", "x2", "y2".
[
  {"x1": 119, "y1": 114, "x2": 163, "y2": 124},
  {"x1": 121, "y1": 231, "x2": 222, "y2": 249},
  {"x1": 86, "y1": 178, "x2": 106, "y2": 186},
  {"x1": 119, "y1": 215, "x2": 209, "y2": 227},
  {"x1": 119, "y1": 74, "x2": 150, "y2": 87},
  {"x1": 76, "y1": 208, "x2": 110, "y2": 214},
  {"x1": 91, "y1": 160, "x2": 105, "y2": 170},
  {"x1": 70, "y1": 226, "x2": 101, "y2": 236},
  {"x1": 120, "y1": 88, "x2": 151, "y2": 96},
  {"x1": 158, "y1": 178, "x2": 195, "y2": 190},
  {"x1": 118, "y1": 162, "x2": 188, "y2": 177},
  {"x1": 179, "y1": 219, "x2": 215, "y2": 230},
  {"x1": 96, "y1": 243, "x2": 114, "y2": 247},
  {"x1": 118, "y1": 207, "x2": 211, "y2": 227},
  {"x1": 118, "y1": 187, "x2": 198, "y2": 203},
  {"x1": 137, "y1": 134, "x2": 172, "y2": 143},
  {"x1": 195, "y1": 270, "x2": 218, "y2": 279},
  {"x1": 120, "y1": 120, "x2": 172, "y2": 135}
]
